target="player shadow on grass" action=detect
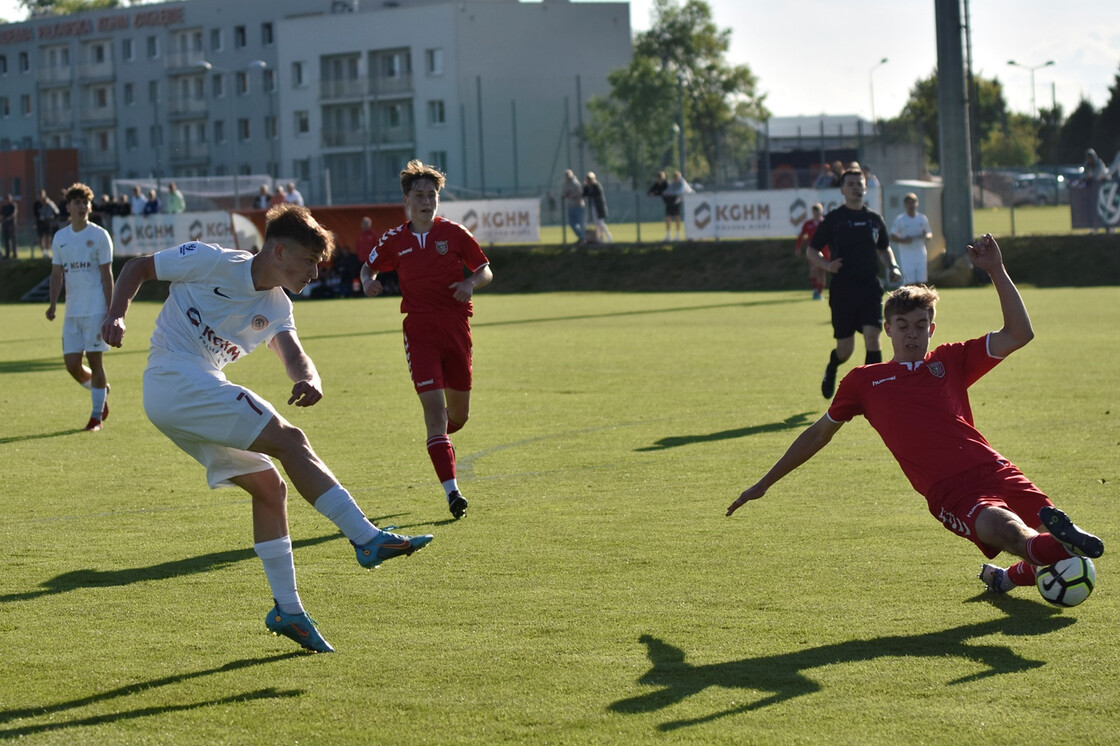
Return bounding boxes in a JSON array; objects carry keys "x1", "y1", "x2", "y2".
[
  {"x1": 0, "y1": 426, "x2": 91, "y2": 444},
  {"x1": 610, "y1": 595, "x2": 1074, "y2": 731},
  {"x1": 636, "y1": 411, "x2": 816, "y2": 452},
  {"x1": 0, "y1": 652, "x2": 304, "y2": 738},
  {"x1": 0, "y1": 526, "x2": 397, "y2": 603}
]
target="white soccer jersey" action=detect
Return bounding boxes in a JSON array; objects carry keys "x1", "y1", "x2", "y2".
[
  {"x1": 149, "y1": 241, "x2": 296, "y2": 371},
  {"x1": 51, "y1": 223, "x2": 113, "y2": 317}
]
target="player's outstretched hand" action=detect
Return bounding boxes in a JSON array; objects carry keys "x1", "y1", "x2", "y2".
[
  {"x1": 288, "y1": 379, "x2": 323, "y2": 407},
  {"x1": 967, "y1": 233, "x2": 1003, "y2": 272},
  {"x1": 726, "y1": 483, "x2": 766, "y2": 516},
  {"x1": 101, "y1": 316, "x2": 126, "y2": 348},
  {"x1": 362, "y1": 278, "x2": 383, "y2": 297}
]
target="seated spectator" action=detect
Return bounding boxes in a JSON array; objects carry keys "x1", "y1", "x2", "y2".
[{"x1": 143, "y1": 189, "x2": 161, "y2": 215}]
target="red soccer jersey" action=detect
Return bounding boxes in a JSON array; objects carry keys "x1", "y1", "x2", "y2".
[
  {"x1": 368, "y1": 217, "x2": 490, "y2": 316},
  {"x1": 827, "y1": 336, "x2": 1006, "y2": 496},
  {"x1": 795, "y1": 218, "x2": 819, "y2": 254}
]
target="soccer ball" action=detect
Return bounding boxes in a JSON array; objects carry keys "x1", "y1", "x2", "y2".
[{"x1": 1036, "y1": 556, "x2": 1096, "y2": 607}]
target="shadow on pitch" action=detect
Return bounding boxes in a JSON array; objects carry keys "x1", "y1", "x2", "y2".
[
  {"x1": 636, "y1": 411, "x2": 816, "y2": 452},
  {"x1": 609, "y1": 595, "x2": 1074, "y2": 731},
  {"x1": 0, "y1": 427, "x2": 87, "y2": 444},
  {"x1": 0, "y1": 652, "x2": 304, "y2": 738},
  {"x1": 0, "y1": 524, "x2": 398, "y2": 603}
]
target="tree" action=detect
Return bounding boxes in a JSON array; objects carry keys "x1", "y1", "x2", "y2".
[
  {"x1": 1056, "y1": 99, "x2": 1098, "y2": 164},
  {"x1": 18, "y1": 0, "x2": 127, "y2": 16},
  {"x1": 1093, "y1": 63, "x2": 1120, "y2": 164},
  {"x1": 585, "y1": 0, "x2": 767, "y2": 185}
]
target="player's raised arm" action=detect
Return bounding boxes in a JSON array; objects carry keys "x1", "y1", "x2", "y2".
[
  {"x1": 269, "y1": 330, "x2": 323, "y2": 407},
  {"x1": 968, "y1": 234, "x2": 1034, "y2": 358},
  {"x1": 101, "y1": 254, "x2": 157, "y2": 348},
  {"x1": 726, "y1": 414, "x2": 844, "y2": 516}
]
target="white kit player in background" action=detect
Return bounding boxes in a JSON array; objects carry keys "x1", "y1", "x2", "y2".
[
  {"x1": 101, "y1": 203, "x2": 433, "y2": 654},
  {"x1": 46, "y1": 182, "x2": 114, "y2": 432},
  {"x1": 889, "y1": 192, "x2": 934, "y2": 285}
]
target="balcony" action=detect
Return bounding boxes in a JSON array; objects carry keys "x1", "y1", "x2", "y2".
[
  {"x1": 165, "y1": 49, "x2": 206, "y2": 73},
  {"x1": 168, "y1": 140, "x2": 210, "y2": 165},
  {"x1": 321, "y1": 77, "x2": 367, "y2": 101},
  {"x1": 321, "y1": 127, "x2": 366, "y2": 149},
  {"x1": 37, "y1": 65, "x2": 73, "y2": 86},
  {"x1": 371, "y1": 73, "x2": 412, "y2": 97},
  {"x1": 81, "y1": 147, "x2": 119, "y2": 170},
  {"x1": 167, "y1": 95, "x2": 209, "y2": 119},
  {"x1": 80, "y1": 104, "x2": 117, "y2": 128},
  {"x1": 40, "y1": 106, "x2": 74, "y2": 130},
  {"x1": 77, "y1": 58, "x2": 115, "y2": 82}
]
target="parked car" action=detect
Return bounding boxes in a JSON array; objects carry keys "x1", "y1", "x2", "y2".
[{"x1": 1011, "y1": 174, "x2": 1060, "y2": 206}]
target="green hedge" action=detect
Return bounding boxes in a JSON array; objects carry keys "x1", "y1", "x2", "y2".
[{"x1": 3, "y1": 234, "x2": 1118, "y2": 303}]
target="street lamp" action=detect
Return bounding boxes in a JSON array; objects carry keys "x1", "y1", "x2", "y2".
[
  {"x1": 1007, "y1": 59, "x2": 1056, "y2": 119},
  {"x1": 196, "y1": 60, "x2": 241, "y2": 209},
  {"x1": 869, "y1": 57, "x2": 888, "y2": 131}
]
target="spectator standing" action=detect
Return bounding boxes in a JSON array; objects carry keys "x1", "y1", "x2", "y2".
[
  {"x1": 360, "y1": 160, "x2": 494, "y2": 520},
  {"x1": 889, "y1": 192, "x2": 933, "y2": 285},
  {"x1": 809, "y1": 168, "x2": 901, "y2": 399},
  {"x1": 270, "y1": 186, "x2": 287, "y2": 207},
  {"x1": 355, "y1": 216, "x2": 378, "y2": 264},
  {"x1": 812, "y1": 164, "x2": 834, "y2": 189},
  {"x1": 130, "y1": 185, "x2": 147, "y2": 216},
  {"x1": 795, "y1": 202, "x2": 828, "y2": 300},
  {"x1": 34, "y1": 189, "x2": 60, "y2": 258},
  {"x1": 1, "y1": 193, "x2": 18, "y2": 259},
  {"x1": 164, "y1": 182, "x2": 186, "y2": 214},
  {"x1": 583, "y1": 172, "x2": 612, "y2": 243},
  {"x1": 285, "y1": 182, "x2": 305, "y2": 206},
  {"x1": 562, "y1": 169, "x2": 586, "y2": 243},
  {"x1": 254, "y1": 184, "x2": 271, "y2": 210},
  {"x1": 117, "y1": 194, "x2": 132, "y2": 217},
  {"x1": 663, "y1": 171, "x2": 693, "y2": 241},
  {"x1": 45, "y1": 183, "x2": 115, "y2": 431},
  {"x1": 1082, "y1": 149, "x2": 1107, "y2": 184},
  {"x1": 143, "y1": 189, "x2": 162, "y2": 216},
  {"x1": 647, "y1": 171, "x2": 670, "y2": 239}
]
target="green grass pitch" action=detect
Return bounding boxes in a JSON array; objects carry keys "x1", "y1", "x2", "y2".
[{"x1": 1, "y1": 285, "x2": 1118, "y2": 744}]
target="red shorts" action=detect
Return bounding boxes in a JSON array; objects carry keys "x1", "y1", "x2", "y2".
[
  {"x1": 924, "y1": 459, "x2": 1053, "y2": 559},
  {"x1": 402, "y1": 313, "x2": 473, "y2": 393}
]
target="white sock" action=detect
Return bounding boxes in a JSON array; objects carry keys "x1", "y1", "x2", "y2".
[
  {"x1": 254, "y1": 536, "x2": 303, "y2": 614},
  {"x1": 442, "y1": 479, "x2": 460, "y2": 499},
  {"x1": 314, "y1": 484, "x2": 378, "y2": 545},
  {"x1": 80, "y1": 379, "x2": 92, "y2": 390},
  {"x1": 91, "y1": 387, "x2": 107, "y2": 419}
]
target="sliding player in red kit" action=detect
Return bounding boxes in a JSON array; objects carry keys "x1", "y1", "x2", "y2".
[{"x1": 361, "y1": 160, "x2": 493, "y2": 519}]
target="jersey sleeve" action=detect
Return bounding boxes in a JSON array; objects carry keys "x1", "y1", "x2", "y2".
[
  {"x1": 153, "y1": 241, "x2": 223, "y2": 283},
  {"x1": 457, "y1": 225, "x2": 489, "y2": 272},
  {"x1": 97, "y1": 229, "x2": 114, "y2": 265},
  {"x1": 367, "y1": 229, "x2": 400, "y2": 272},
  {"x1": 875, "y1": 214, "x2": 890, "y2": 251},
  {"x1": 827, "y1": 370, "x2": 864, "y2": 423},
  {"x1": 809, "y1": 214, "x2": 832, "y2": 251}
]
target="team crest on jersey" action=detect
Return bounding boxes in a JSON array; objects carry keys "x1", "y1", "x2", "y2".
[
  {"x1": 435, "y1": 240, "x2": 449, "y2": 255},
  {"x1": 251, "y1": 315, "x2": 269, "y2": 331},
  {"x1": 927, "y1": 361, "x2": 945, "y2": 378}
]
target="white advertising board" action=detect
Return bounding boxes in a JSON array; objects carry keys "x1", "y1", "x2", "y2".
[
  {"x1": 683, "y1": 188, "x2": 881, "y2": 240},
  {"x1": 110, "y1": 212, "x2": 239, "y2": 256},
  {"x1": 435, "y1": 198, "x2": 540, "y2": 244}
]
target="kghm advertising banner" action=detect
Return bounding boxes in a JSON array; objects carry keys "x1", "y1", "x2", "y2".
[
  {"x1": 435, "y1": 198, "x2": 540, "y2": 244},
  {"x1": 111, "y1": 212, "x2": 236, "y2": 256},
  {"x1": 684, "y1": 188, "x2": 880, "y2": 240}
]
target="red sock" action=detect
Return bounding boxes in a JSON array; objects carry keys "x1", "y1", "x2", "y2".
[
  {"x1": 445, "y1": 409, "x2": 464, "y2": 434},
  {"x1": 1025, "y1": 534, "x2": 1072, "y2": 565},
  {"x1": 1006, "y1": 561, "x2": 1038, "y2": 587},
  {"x1": 426, "y1": 434, "x2": 456, "y2": 482}
]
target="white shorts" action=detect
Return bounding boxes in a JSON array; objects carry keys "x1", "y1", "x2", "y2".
[
  {"x1": 143, "y1": 364, "x2": 278, "y2": 488},
  {"x1": 62, "y1": 314, "x2": 110, "y2": 355},
  {"x1": 897, "y1": 246, "x2": 928, "y2": 284}
]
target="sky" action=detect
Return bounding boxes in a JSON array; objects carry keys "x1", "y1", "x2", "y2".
[{"x1": 2, "y1": 0, "x2": 1117, "y2": 121}]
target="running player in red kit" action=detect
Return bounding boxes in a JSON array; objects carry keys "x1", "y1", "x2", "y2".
[
  {"x1": 795, "y1": 202, "x2": 827, "y2": 300},
  {"x1": 727, "y1": 234, "x2": 1103, "y2": 598},
  {"x1": 361, "y1": 160, "x2": 494, "y2": 519}
]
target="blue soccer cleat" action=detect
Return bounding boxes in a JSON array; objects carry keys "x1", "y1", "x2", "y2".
[
  {"x1": 265, "y1": 604, "x2": 335, "y2": 653},
  {"x1": 979, "y1": 563, "x2": 1013, "y2": 593},
  {"x1": 354, "y1": 530, "x2": 433, "y2": 569},
  {"x1": 1039, "y1": 506, "x2": 1104, "y2": 559}
]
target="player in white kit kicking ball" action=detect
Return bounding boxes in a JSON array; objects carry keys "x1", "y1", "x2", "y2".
[{"x1": 102, "y1": 203, "x2": 432, "y2": 653}]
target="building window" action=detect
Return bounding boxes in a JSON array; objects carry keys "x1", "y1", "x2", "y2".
[
  {"x1": 263, "y1": 68, "x2": 276, "y2": 92},
  {"x1": 150, "y1": 124, "x2": 162, "y2": 147},
  {"x1": 427, "y1": 99, "x2": 445, "y2": 126},
  {"x1": 149, "y1": 80, "x2": 160, "y2": 103},
  {"x1": 123, "y1": 83, "x2": 134, "y2": 105},
  {"x1": 96, "y1": 88, "x2": 108, "y2": 108},
  {"x1": 212, "y1": 74, "x2": 224, "y2": 98},
  {"x1": 125, "y1": 128, "x2": 138, "y2": 150},
  {"x1": 238, "y1": 117, "x2": 250, "y2": 141},
  {"x1": 1, "y1": 97, "x2": 10, "y2": 118},
  {"x1": 294, "y1": 159, "x2": 310, "y2": 182},
  {"x1": 295, "y1": 110, "x2": 309, "y2": 135},
  {"x1": 20, "y1": 94, "x2": 31, "y2": 116},
  {"x1": 262, "y1": 22, "x2": 274, "y2": 46},
  {"x1": 210, "y1": 28, "x2": 222, "y2": 51},
  {"x1": 291, "y1": 61, "x2": 305, "y2": 87},
  {"x1": 234, "y1": 25, "x2": 246, "y2": 48},
  {"x1": 93, "y1": 44, "x2": 106, "y2": 64},
  {"x1": 265, "y1": 115, "x2": 277, "y2": 139},
  {"x1": 236, "y1": 71, "x2": 248, "y2": 95},
  {"x1": 122, "y1": 38, "x2": 133, "y2": 61},
  {"x1": 147, "y1": 36, "x2": 159, "y2": 59},
  {"x1": 425, "y1": 48, "x2": 442, "y2": 75},
  {"x1": 0, "y1": 55, "x2": 6, "y2": 75},
  {"x1": 214, "y1": 120, "x2": 225, "y2": 144},
  {"x1": 19, "y1": 51, "x2": 30, "y2": 72},
  {"x1": 429, "y1": 151, "x2": 447, "y2": 172}
]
